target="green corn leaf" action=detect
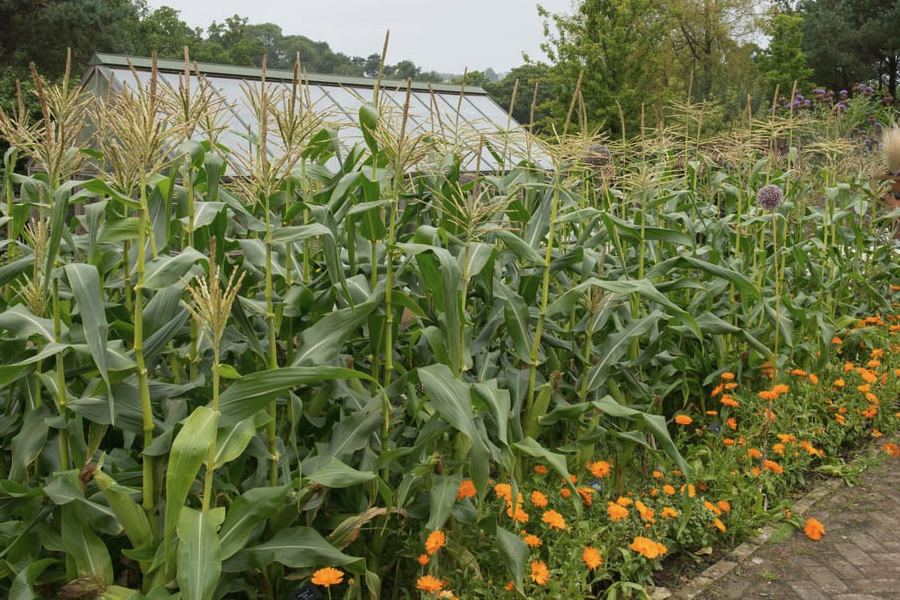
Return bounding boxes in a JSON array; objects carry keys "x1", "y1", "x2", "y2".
[
  {"x1": 177, "y1": 507, "x2": 224, "y2": 600},
  {"x1": 291, "y1": 300, "x2": 378, "y2": 367},
  {"x1": 213, "y1": 416, "x2": 258, "y2": 468},
  {"x1": 9, "y1": 558, "x2": 57, "y2": 600},
  {"x1": 9, "y1": 405, "x2": 50, "y2": 481},
  {"x1": 307, "y1": 457, "x2": 377, "y2": 488},
  {"x1": 426, "y1": 472, "x2": 463, "y2": 531},
  {"x1": 144, "y1": 248, "x2": 207, "y2": 290},
  {"x1": 582, "y1": 310, "x2": 664, "y2": 395},
  {"x1": 78, "y1": 178, "x2": 142, "y2": 209},
  {"x1": 93, "y1": 470, "x2": 154, "y2": 551},
  {"x1": 98, "y1": 216, "x2": 140, "y2": 243},
  {"x1": 65, "y1": 263, "x2": 113, "y2": 423},
  {"x1": 221, "y1": 526, "x2": 360, "y2": 572},
  {"x1": 60, "y1": 502, "x2": 114, "y2": 583},
  {"x1": 497, "y1": 526, "x2": 527, "y2": 594},
  {"x1": 164, "y1": 407, "x2": 219, "y2": 565},
  {"x1": 219, "y1": 484, "x2": 292, "y2": 560},
  {"x1": 217, "y1": 366, "x2": 375, "y2": 427},
  {"x1": 0, "y1": 304, "x2": 65, "y2": 342}
]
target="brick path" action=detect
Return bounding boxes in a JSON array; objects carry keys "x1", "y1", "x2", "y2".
[{"x1": 672, "y1": 446, "x2": 900, "y2": 600}]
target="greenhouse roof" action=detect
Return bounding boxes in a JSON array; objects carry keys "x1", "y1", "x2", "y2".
[{"x1": 83, "y1": 53, "x2": 545, "y2": 173}]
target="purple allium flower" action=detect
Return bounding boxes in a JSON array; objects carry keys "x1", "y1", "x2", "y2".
[{"x1": 756, "y1": 185, "x2": 784, "y2": 210}]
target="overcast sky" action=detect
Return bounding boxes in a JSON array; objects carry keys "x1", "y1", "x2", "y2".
[{"x1": 145, "y1": 0, "x2": 576, "y2": 74}]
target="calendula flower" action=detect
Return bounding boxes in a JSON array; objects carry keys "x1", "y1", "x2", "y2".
[
  {"x1": 727, "y1": 417, "x2": 737, "y2": 430},
  {"x1": 507, "y1": 504, "x2": 529, "y2": 523},
  {"x1": 417, "y1": 575, "x2": 444, "y2": 592},
  {"x1": 662, "y1": 484, "x2": 676, "y2": 496},
  {"x1": 425, "y1": 530, "x2": 446, "y2": 555},
  {"x1": 582, "y1": 546, "x2": 603, "y2": 569},
  {"x1": 717, "y1": 500, "x2": 731, "y2": 512},
  {"x1": 832, "y1": 336, "x2": 842, "y2": 345},
  {"x1": 804, "y1": 517, "x2": 825, "y2": 540},
  {"x1": 674, "y1": 414, "x2": 693, "y2": 425},
  {"x1": 809, "y1": 374, "x2": 819, "y2": 385},
  {"x1": 756, "y1": 184, "x2": 784, "y2": 210},
  {"x1": 524, "y1": 533, "x2": 542, "y2": 547},
  {"x1": 312, "y1": 567, "x2": 344, "y2": 587},
  {"x1": 530, "y1": 490, "x2": 548, "y2": 507},
  {"x1": 661, "y1": 506, "x2": 679, "y2": 518},
  {"x1": 577, "y1": 486, "x2": 595, "y2": 506},
  {"x1": 534, "y1": 465, "x2": 548, "y2": 474},
  {"x1": 607, "y1": 502, "x2": 629, "y2": 521},
  {"x1": 494, "y1": 483, "x2": 512, "y2": 501},
  {"x1": 541, "y1": 509, "x2": 566, "y2": 530},
  {"x1": 456, "y1": 480, "x2": 476, "y2": 500},
  {"x1": 759, "y1": 390, "x2": 779, "y2": 400},
  {"x1": 530, "y1": 560, "x2": 550, "y2": 585},
  {"x1": 882, "y1": 442, "x2": 900, "y2": 458},
  {"x1": 417, "y1": 554, "x2": 429, "y2": 565},
  {"x1": 721, "y1": 372, "x2": 735, "y2": 380},
  {"x1": 588, "y1": 460, "x2": 612, "y2": 478},
  {"x1": 721, "y1": 395, "x2": 740, "y2": 407},
  {"x1": 630, "y1": 536, "x2": 668, "y2": 559}
]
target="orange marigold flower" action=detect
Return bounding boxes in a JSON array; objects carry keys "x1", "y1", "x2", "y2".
[
  {"x1": 652, "y1": 470, "x2": 664, "y2": 479},
  {"x1": 507, "y1": 504, "x2": 529, "y2": 523},
  {"x1": 312, "y1": 567, "x2": 344, "y2": 587},
  {"x1": 425, "y1": 530, "x2": 446, "y2": 555},
  {"x1": 843, "y1": 362, "x2": 854, "y2": 372},
  {"x1": 835, "y1": 414, "x2": 846, "y2": 424},
  {"x1": 417, "y1": 575, "x2": 444, "y2": 593},
  {"x1": 773, "y1": 443, "x2": 785, "y2": 455},
  {"x1": 883, "y1": 443, "x2": 900, "y2": 458},
  {"x1": 759, "y1": 390, "x2": 779, "y2": 400},
  {"x1": 504, "y1": 580, "x2": 515, "y2": 591},
  {"x1": 804, "y1": 518, "x2": 825, "y2": 540},
  {"x1": 727, "y1": 417, "x2": 738, "y2": 430},
  {"x1": 560, "y1": 487, "x2": 572, "y2": 498},
  {"x1": 776, "y1": 433, "x2": 796, "y2": 443},
  {"x1": 857, "y1": 384, "x2": 871, "y2": 392},
  {"x1": 722, "y1": 438, "x2": 735, "y2": 446},
  {"x1": 681, "y1": 484, "x2": 696, "y2": 498},
  {"x1": 661, "y1": 506, "x2": 679, "y2": 518},
  {"x1": 663, "y1": 484, "x2": 676, "y2": 496},
  {"x1": 457, "y1": 480, "x2": 476, "y2": 500},
  {"x1": 541, "y1": 509, "x2": 566, "y2": 530},
  {"x1": 711, "y1": 383, "x2": 725, "y2": 397},
  {"x1": 706, "y1": 410, "x2": 718, "y2": 416},
  {"x1": 704, "y1": 500, "x2": 722, "y2": 515},
  {"x1": 834, "y1": 379, "x2": 845, "y2": 388},
  {"x1": 524, "y1": 534, "x2": 542, "y2": 547},
  {"x1": 871, "y1": 348, "x2": 885, "y2": 358},
  {"x1": 588, "y1": 460, "x2": 612, "y2": 478},
  {"x1": 607, "y1": 502, "x2": 630, "y2": 521},
  {"x1": 872, "y1": 428, "x2": 883, "y2": 438},
  {"x1": 809, "y1": 374, "x2": 819, "y2": 385},
  {"x1": 534, "y1": 465, "x2": 548, "y2": 474},
  {"x1": 721, "y1": 372, "x2": 736, "y2": 380},
  {"x1": 577, "y1": 487, "x2": 595, "y2": 506},
  {"x1": 582, "y1": 546, "x2": 603, "y2": 570},
  {"x1": 530, "y1": 490, "x2": 548, "y2": 508},
  {"x1": 713, "y1": 518, "x2": 727, "y2": 532},
  {"x1": 494, "y1": 483, "x2": 512, "y2": 501},
  {"x1": 616, "y1": 496, "x2": 634, "y2": 506},
  {"x1": 832, "y1": 336, "x2": 843, "y2": 345},
  {"x1": 675, "y1": 414, "x2": 693, "y2": 425},
  {"x1": 748, "y1": 448, "x2": 762, "y2": 459},
  {"x1": 721, "y1": 395, "x2": 740, "y2": 407},
  {"x1": 417, "y1": 554, "x2": 429, "y2": 565},
  {"x1": 725, "y1": 382, "x2": 739, "y2": 390},
  {"x1": 773, "y1": 384, "x2": 790, "y2": 395},
  {"x1": 717, "y1": 500, "x2": 731, "y2": 512},
  {"x1": 764, "y1": 460, "x2": 783, "y2": 474},
  {"x1": 530, "y1": 560, "x2": 550, "y2": 585},
  {"x1": 630, "y1": 536, "x2": 668, "y2": 559}
]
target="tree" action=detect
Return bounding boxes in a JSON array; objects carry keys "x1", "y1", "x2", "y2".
[
  {"x1": 483, "y1": 64, "x2": 555, "y2": 133},
  {"x1": 756, "y1": 13, "x2": 813, "y2": 98},
  {"x1": 799, "y1": 0, "x2": 900, "y2": 96},
  {"x1": 538, "y1": 0, "x2": 670, "y2": 135},
  {"x1": 132, "y1": 6, "x2": 203, "y2": 60},
  {"x1": 0, "y1": 0, "x2": 140, "y2": 77}
]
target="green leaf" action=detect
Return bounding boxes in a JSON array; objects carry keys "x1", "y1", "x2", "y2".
[
  {"x1": 9, "y1": 558, "x2": 57, "y2": 600},
  {"x1": 9, "y1": 405, "x2": 50, "y2": 481},
  {"x1": 0, "y1": 304, "x2": 65, "y2": 342},
  {"x1": 217, "y1": 366, "x2": 375, "y2": 427},
  {"x1": 292, "y1": 300, "x2": 378, "y2": 367},
  {"x1": 177, "y1": 507, "x2": 224, "y2": 600},
  {"x1": 98, "y1": 217, "x2": 140, "y2": 243},
  {"x1": 78, "y1": 178, "x2": 142, "y2": 209},
  {"x1": 222, "y1": 526, "x2": 360, "y2": 572},
  {"x1": 144, "y1": 248, "x2": 207, "y2": 290},
  {"x1": 218, "y1": 484, "x2": 292, "y2": 560},
  {"x1": 65, "y1": 263, "x2": 113, "y2": 423},
  {"x1": 426, "y1": 472, "x2": 463, "y2": 531},
  {"x1": 164, "y1": 407, "x2": 219, "y2": 565},
  {"x1": 582, "y1": 311, "x2": 664, "y2": 394},
  {"x1": 307, "y1": 457, "x2": 377, "y2": 488},
  {"x1": 61, "y1": 502, "x2": 114, "y2": 583},
  {"x1": 497, "y1": 526, "x2": 527, "y2": 593}
]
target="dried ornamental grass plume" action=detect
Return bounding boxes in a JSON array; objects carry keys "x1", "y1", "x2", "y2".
[
  {"x1": 756, "y1": 184, "x2": 784, "y2": 210},
  {"x1": 311, "y1": 567, "x2": 344, "y2": 586},
  {"x1": 804, "y1": 517, "x2": 825, "y2": 540},
  {"x1": 883, "y1": 124, "x2": 900, "y2": 174}
]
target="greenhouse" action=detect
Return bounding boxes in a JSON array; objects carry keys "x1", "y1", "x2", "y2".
[{"x1": 79, "y1": 53, "x2": 546, "y2": 174}]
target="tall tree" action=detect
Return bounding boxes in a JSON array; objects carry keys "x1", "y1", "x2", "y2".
[
  {"x1": 538, "y1": 0, "x2": 670, "y2": 135},
  {"x1": 756, "y1": 12, "x2": 813, "y2": 97}
]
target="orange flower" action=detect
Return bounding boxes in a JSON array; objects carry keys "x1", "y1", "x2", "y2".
[
  {"x1": 717, "y1": 500, "x2": 731, "y2": 512},
  {"x1": 809, "y1": 374, "x2": 819, "y2": 385},
  {"x1": 530, "y1": 560, "x2": 550, "y2": 585},
  {"x1": 582, "y1": 546, "x2": 603, "y2": 570},
  {"x1": 311, "y1": 567, "x2": 344, "y2": 587},
  {"x1": 748, "y1": 448, "x2": 762, "y2": 459},
  {"x1": 534, "y1": 465, "x2": 548, "y2": 474},
  {"x1": 607, "y1": 502, "x2": 629, "y2": 521},
  {"x1": 425, "y1": 530, "x2": 446, "y2": 555},
  {"x1": 541, "y1": 509, "x2": 566, "y2": 530},
  {"x1": 630, "y1": 536, "x2": 667, "y2": 559},
  {"x1": 660, "y1": 506, "x2": 679, "y2": 518},
  {"x1": 773, "y1": 384, "x2": 790, "y2": 395},
  {"x1": 721, "y1": 372, "x2": 736, "y2": 380},
  {"x1": 417, "y1": 554, "x2": 429, "y2": 565},
  {"x1": 662, "y1": 484, "x2": 676, "y2": 496},
  {"x1": 704, "y1": 500, "x2": 722, "y2": 515},
  {"x1": 804, "y1": 517, "x2": 825, "y2": 540},
  {"x1": 524, "y1": 533, "x2": 542, "y2": 547},
  {"x1": 711, "y1": 383, "x2": 725, "y2": 397},
  {"x1": 494, "y1": 483, "x2": 512, "y2": 501},
  {"x1": 713, "y1": 518, "x2": 727, "y2": 532},
  {"x1": 722, "y1": 438, "x2": 735, "y2": 446},
  {"x1": 417, "y1": 575, "x2": 444, "y2": 592},
  {"x1": 577, "y1": 486, "x2": 595, "y2": 506},
  {"x1": 530, "y1": 490, "x2": 548, "y2": 507},
  {"x1": 834, "y1": 379, "x2": 845, "y2": 388},
  {"x1": 588, "y1": 460, "x2": 612, "y2": 478},
  {"x1": 504, "y1": 580, "x2": 515, "y2": 591},
  {"x1": 456, "y1": 480, "x2": 476, "y2": 500},
  {"x1": 675, "y1": 414, "x2": 693, "y2": 425},
  {"x1": 758, "y1": 390, "x2": 779, "y2": 400},
  {"x1": 883, "y1": 443, "x2": 900, "y2": 458},
  {"x1": 727, "y1": 417, "x2": 737, "y2": 430},
  {"x1": 507, "y1": 504, "x2": 529, "y2": 523},
  {"x1": 832, "y1": 336, "x2": 842, "y2": 345},
  {"x1": 763, "y1": 460, "x2": 783, "y2": 474}
]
